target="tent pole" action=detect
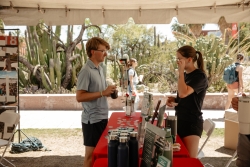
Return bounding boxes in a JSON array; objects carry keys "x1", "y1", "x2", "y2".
[{"x1": 237, "y1": 22, "x2": 240, "y2": 53}]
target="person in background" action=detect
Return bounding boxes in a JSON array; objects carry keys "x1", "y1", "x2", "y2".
[
  {"x1": 76, "y1": 37, "x2": 117, "y2": 167},
  {"x1": 225, "y1": 53, "x2": 244, "y2": 110},
  {"x1": 166, "y1": 45, "x2": 208, "y2": 158},
  {"x1": 127, "y1": 58, "x2": 140, "y2": 111},
  {"x1": 231, "y1": 94, "x2": 250, "y2": 167}
]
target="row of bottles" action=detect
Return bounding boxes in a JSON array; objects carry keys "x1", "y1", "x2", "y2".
[{"x1": 108, "y1": 132, "x2": 138, "y2": 167}]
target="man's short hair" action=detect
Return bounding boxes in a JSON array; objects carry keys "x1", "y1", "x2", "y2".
[{"x1": 86, "y1": 37, "x2": 110, "y2": 58}]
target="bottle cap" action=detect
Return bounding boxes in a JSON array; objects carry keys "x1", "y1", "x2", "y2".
[
  {"x1": 111, "y1": 132, "x2": 119, "y2": 136},
  {"x1": 109, "y1": 135, "x2": 117, "y2": 140},
  {"x1": 130, "y1": 132, "x2": 138, "y2": 137},
  {"x1": 120, "y1": 130, "x2": 128, "y2": 133},
  {"x1": 119, "y1": 133, "x2": 128, "y2": 137},
  {"x1": 127, "y1": 127, "x2": 134, "y2": 132},
  {"x1": 119, "y1": 137, "x2": 127, "y2": 143},
  {"x1": 167, "y1": 115, "x2": 177, "y2": 120}
]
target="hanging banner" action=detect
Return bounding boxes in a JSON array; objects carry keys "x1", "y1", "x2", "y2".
[
  {"x1": 0, "y1": 35, "x2": 18, "y2": 107},
  {"x1": 231, "y1": 23, "x2": 238, "y2": 39}
]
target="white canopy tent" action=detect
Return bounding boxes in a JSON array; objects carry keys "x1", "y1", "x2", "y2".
[{"x1": 0, "y1": 0, "x2": 249, "y2": 25}]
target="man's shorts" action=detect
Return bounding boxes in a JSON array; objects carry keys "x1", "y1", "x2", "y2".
[
  {"x1": 236, "y1": 133, "x2": 250, "y2": 167},
  {"x1": 82, "y1": 119, "x2": 108, "y2": 147}
]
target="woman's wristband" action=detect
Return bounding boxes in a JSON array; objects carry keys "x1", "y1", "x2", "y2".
[{"x1": 100, "y1": 91, "x2": 103, "y2": 97}]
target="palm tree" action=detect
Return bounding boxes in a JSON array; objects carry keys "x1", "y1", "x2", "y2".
[
  {"x1": 188, "y1": 24, "x2": 204, "y2": 37},
  {"x1": 218, "y1": 16, "x2": 232, "y2": 45},
  {"x1": 171, "y1": 21, "x2": 204, "y2": 38}
]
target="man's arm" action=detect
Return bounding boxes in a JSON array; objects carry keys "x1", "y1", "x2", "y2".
[{"x1": 76, "y1": 85, "x2": 116, "y2": 102}]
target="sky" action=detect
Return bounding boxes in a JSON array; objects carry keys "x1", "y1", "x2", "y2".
[{"x1": 4, "y1": 17, "x2": 220, "y2": 42}]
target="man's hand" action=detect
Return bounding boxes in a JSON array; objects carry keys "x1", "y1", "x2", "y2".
[
  {"x1": 231, "y1": 93, "x2": 247, "y2": 111},
  {"x1": 103, "y1": 85, "x2": 117, "y2": 96}
]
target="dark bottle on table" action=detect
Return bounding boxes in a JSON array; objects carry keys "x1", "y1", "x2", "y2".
[
  {"x1": 108, "y1": 135, "x2": 118, "y2": 167},
  {"x1": 117, "y1": 137, "x2": 129, "y2": 167},
  {"x1": 129, "y1": 132, "x2": 139, "y2": 167},
  {"x1": 111, "y1": 90, "x2": 118, "y2": 99}
]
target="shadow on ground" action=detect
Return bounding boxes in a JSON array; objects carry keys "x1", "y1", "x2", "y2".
[
  {"x1": 1, "y1": 155, "x2": 84, "y2": 167},
  {"x1": 200, "y1": 157, "x2": 237, "y2": 167},
  {"x1": 215, "y1": 146, "x2": 236, "y2": 156}
]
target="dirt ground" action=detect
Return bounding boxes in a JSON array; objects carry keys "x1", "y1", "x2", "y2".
[{"x1": 0, "y1": 128, "x2": 237, "y2": 167}]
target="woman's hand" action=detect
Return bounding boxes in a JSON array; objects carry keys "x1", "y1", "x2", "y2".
[
  {"x1": 166, "y1": 96, "x2": 176, "y2": 107},
  {"x1": 177, "y1": 59, "x2": 185, "y2": 72}
]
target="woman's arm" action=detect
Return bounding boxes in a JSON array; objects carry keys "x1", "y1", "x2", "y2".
[
  {"x1": 178, "y1": 71, "x2": 194, "y2": 98},
  {"x1": 177, "y1": 59, "x2": 194, "y2": 98},
  {"x1": 129, "y1": 75, "x2": 136, "y2": 95}
]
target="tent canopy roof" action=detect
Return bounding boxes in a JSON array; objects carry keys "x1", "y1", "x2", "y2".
[{"x1": 0, "y1": 0, "x2": 249, "y2": 25}]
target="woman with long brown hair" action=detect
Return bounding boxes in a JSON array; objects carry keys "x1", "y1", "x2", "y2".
[{"x1": 166, "y1": 45, "x2": 208, "y2": 158}]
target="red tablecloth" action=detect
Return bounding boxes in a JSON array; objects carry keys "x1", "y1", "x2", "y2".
[
  {"x1": 92, "y1": 112, "x2": 190, "y2": 166},
  {"x1": 93, "y1": 158, "x2": 204, "y2": 167}
]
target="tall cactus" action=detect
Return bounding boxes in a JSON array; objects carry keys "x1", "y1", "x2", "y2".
[{"x1": 18, "y1": 23, "x2": 92, "y2": 92}]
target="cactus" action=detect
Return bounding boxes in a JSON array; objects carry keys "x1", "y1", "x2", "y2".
[{"x1": 18, "y1": 23, "x2": 91, "y2": 93}]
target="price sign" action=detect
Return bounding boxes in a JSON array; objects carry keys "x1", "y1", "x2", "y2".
[{"x1": 0, "y1": 36, "x2": 18, "y2": 46}]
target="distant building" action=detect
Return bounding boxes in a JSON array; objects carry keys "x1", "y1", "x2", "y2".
[{"x1": 201, "y1": 24, "x2": 221, "y2": 37}]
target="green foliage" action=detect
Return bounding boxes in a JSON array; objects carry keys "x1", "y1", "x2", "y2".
[
  {"x1": 229, "y1": 23, "x2": 250, "y2": 52},
  {"x1": 173, "y1": 31, "x2": 250, "y2": 92},
  {"x1": 136, "y1": 41, "x2": 179, "y2": 93},
  {"x1": 15, "y1": 18, "x2": 250, "y2": 94}
]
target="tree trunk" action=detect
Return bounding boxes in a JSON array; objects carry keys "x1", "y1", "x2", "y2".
[{"x1": 62, "y1": 24, "x2": 86, "y2": 88}]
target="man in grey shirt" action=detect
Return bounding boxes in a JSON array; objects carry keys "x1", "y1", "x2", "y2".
[{"x1": 76, "y1": 37, "x2": 116, "y2": 167}]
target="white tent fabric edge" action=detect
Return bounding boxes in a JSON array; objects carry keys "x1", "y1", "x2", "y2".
[{"x1": 0, "y1": 1, "x2": 250, "y2": 25}]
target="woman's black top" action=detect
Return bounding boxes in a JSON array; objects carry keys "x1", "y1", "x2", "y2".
[{"x1": 175, "y1": 69, "x2": 208, "y2": 123}]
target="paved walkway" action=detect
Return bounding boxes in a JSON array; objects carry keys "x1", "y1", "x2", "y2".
[{"x1": 19, "y1": 109, "x2": 226, "y2": 129}]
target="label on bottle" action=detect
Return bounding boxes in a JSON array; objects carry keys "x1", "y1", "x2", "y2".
[{"x1": 157, "y1": 155, "x2": 171, "y2": 167}]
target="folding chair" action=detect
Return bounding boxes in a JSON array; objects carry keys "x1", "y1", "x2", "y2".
[
  {"x1": 0, "y1": 111, "x2": 20, "y2": 167},
  {"x1": 225, "y1": 150, "x2": 237, "y2": 167},
  {"x1": 197, "y1": 118, "x2": 216, "y2": 159}
]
